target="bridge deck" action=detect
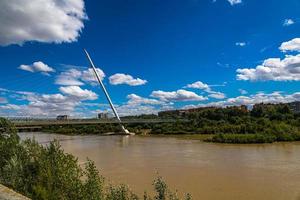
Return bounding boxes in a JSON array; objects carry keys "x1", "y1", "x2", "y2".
[{"x1": 12, "y1": 119, "x2": 179, "y2": 127}]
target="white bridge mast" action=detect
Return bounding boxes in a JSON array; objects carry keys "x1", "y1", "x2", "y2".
[{"x1": 84, "y1": 49, "x2": 131, "y2": 135}]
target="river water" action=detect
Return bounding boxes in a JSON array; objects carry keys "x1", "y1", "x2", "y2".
[{"x1": 19, "y1": 132, "x2": 300, "y2": 200}]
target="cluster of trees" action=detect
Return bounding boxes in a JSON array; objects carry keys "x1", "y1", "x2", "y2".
[
  {"x1": 0, "y1": 118, "x2": 192, "y2": 200},
  {"x1": 154, "y1": 104, "x2": 300, "y2": 143},
  {"x1": 42, "y1": 124, "x2": 122, "y2": 135}
]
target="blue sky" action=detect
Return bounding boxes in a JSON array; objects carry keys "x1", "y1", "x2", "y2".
[{"x1": 1, "y1": 0, "x2": 300, "y2": 117}]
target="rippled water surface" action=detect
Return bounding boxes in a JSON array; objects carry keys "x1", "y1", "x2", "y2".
[{"x1": 20, "y1": 132, "x2": 300, "y2": 200}]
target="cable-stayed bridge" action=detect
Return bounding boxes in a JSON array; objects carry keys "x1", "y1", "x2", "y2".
[{"x1": 8, "y1": 118, "x2": 180, "y2": 132}]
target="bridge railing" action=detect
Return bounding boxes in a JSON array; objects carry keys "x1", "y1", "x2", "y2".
[{"x1": 11, "y1": 118, "x2": 186, "y2": 126}]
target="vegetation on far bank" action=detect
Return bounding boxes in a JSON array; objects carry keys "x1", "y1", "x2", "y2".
[
  {"x1": 0, "y1": 118, "x2": 192, "y2": 200},
  {"x1": 38, "y1": 103, "x2": 300, "y2": 144}
]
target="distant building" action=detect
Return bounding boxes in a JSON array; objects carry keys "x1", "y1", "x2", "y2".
[
  {"x1": 98, "y1": 113, "x2": 108, "y2": 119},
  {"x1": 56, "y1": 115, "x2": 68, "y2": 120},
  {"x1": 287, "y1": 101, "x2": 300, "y2": 113}
]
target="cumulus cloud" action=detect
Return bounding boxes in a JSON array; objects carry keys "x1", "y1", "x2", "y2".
[
  {"x1": 283, "y1": 19, "x2": 295, "y2": 27},
  {"x1": 0, "y1": 86, "x2": 99, "y2": 118},
  {"x1": 109, "y1": 73, "x2": 147, "y2": 86},
  {"x1": 185, "y1": 81, "x2": 210, "y2": 90},
  {"x1": 0, "y1": 92, "x2": 76, "y2": 117},
  {"x1": 151, "y1": 89, "x2": 207, "y2": 102},
  {"x1": 115, "y1": 104, "x2": 158, "y2": 116},
  {"x1": 127, "y1": 94, "x2": 163, "y2": 105},
  {"x1": 55, "y1": 69, "x2": 83, "y2": 86},
  {"x1": 0, "y1": 104, "x2": 21, "y2": 111},
  {"x1": 208, "y1": 92, "x2": 226, "y2": 99},
  {"x1": 59, "y1": 86, "x2": 98, "y2": 100},
  {"x1": 81, "y1": 68, "x2": 105, "y2": 84},
  {"x1": 0, "y1": 86, "x2": 101, "y2": 117},
  {"x1": 19, "y1": 61, "x2": 55, "y2": 74},
  {"x1": 227, "y1": 0, "x2": 242, "y2": 6},
  {"x1": 185, "y1": 81, "x2": 226, "y2": 99},
  {"x1": 55, "y1": 68, "x2": 105, "y2": 86},
  {"x1": 237, "y1": 54, "x2": 300, "y2": 81},
  {"x1": 194, "y1": 91, "x2": 300, "y2": 108},
  {"x1": 280, "y1": 38, "x2": 300, "y2": 52},
  {"x1": 102, "y1": 94, "x2": 169, "y2": 117},
  {"x1": 0, "y1": 0, "x2": 87, "y2": 46},
  {"x1": 236, "y1": 42, "x2": 246, "y2": 47},
  {"x1": 0, "y1": 87, "x2": 165, "y2": 118}
]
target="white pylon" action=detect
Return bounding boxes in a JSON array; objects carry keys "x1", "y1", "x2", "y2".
[{"x1": 84, "y1": 49, "x2": 132, "y2": 135}]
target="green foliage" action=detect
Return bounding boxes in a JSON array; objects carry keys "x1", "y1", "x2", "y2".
[
  {"x1": 42, "y1": 123, "x2": 122, "y2": 135},
  {"x1": 152, "y1": 104, "x2": 300, "y2": 143},
  {"x1": 0, "y1": 117, "x2": 17, "y2": 134},
  {"x1": 106, "y1": 185, "x2": 139, "y2": 200},
  {"x1": 154, "y1": 176, "x2": 168, "y2": 200},
  {"x1": 207, "y1": 134, "x2": 276, "y2": 144},
  {"x1": 83, "y1": 159, "x2": 105, "y2": 200}
]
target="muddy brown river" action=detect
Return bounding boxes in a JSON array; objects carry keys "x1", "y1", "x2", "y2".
[{"x1": 19, "y1": 132, "x2": 300, "y2": 200}]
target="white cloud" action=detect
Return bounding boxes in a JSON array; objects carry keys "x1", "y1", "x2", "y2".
[
  {"x1": 151, "y1": 89, "x2": 207, "y2": 102},
  {"x1": 81, "y1": 68, "x2": 105, "y2": 85},
  {"x1": 0, "y1": 87, "x2": 164, "y2": 117},
  {"x1": 235, "y1": 42, "x2": 246, "y2": 47},
  {"x1": 59, "y1": 86, "x2": 98, "y2": 100},
  {"x1": 208, "y1": 92, "x2": 226, "y2": 99},
  {"x1": 237, "y1": 54, "x2": 300, "y2": 81},
  {"x1": 283, "y1": 19, "x2": 295, "y2": 27},
  {"x1": 3, "y1": 88, "x2": 300, "y2": 118},
  {"x1": 115, "y1": 104, "x2": 158, "y2": 116},
  {"x1": 194, "y1": 91, "x2": 300, "y2": 108},
  {"x1": 227, "y1": 0, "x2": 242, "y2": 6},
  {"x1": 55, "y1": 68, "x2": 105, "y2": 86},
  {"x1": 19, "y1": 61, "x2": 55, "y2": 74},
  {"x1": 0, "y1": 87, "x2": 101, "y2": 118},
  {"x1": 185, "y1": 81, "x2": 226, "y2": 99},
  {"x1": 127, "y1": 94, "x2": 163, "y2": 105},
  {"x1": 280, "y1": 38, "x2": 300, "y2": 52},
  {"x1": 185, "y1": 81, "x2": 210, "y2": 90},
  {"x1": 104, "y1": 93, "x2": 169, "y2": 116},
  {"x1": 55, "y1": 69, "x2": 83, "y2": 86},
  {"x1": 0, "y1": 0, "x2": 87, "y2": 46},
  {"x1": 0, "y1": 104, "x2": 21, "y2": 111},
  {"x1": 0, "y1": 92, "x2": 78, "y2": 117},
  {"x1": 238, "y1": 89, "x2": 248, "y2": 95},
  {"x1": 109, "y1": 73, "x2": 147, "y2": 86}
]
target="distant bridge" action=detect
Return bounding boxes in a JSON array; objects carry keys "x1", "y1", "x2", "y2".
[{"x1": 11, "y1": 119, "x2": 180, "y2": 129}]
